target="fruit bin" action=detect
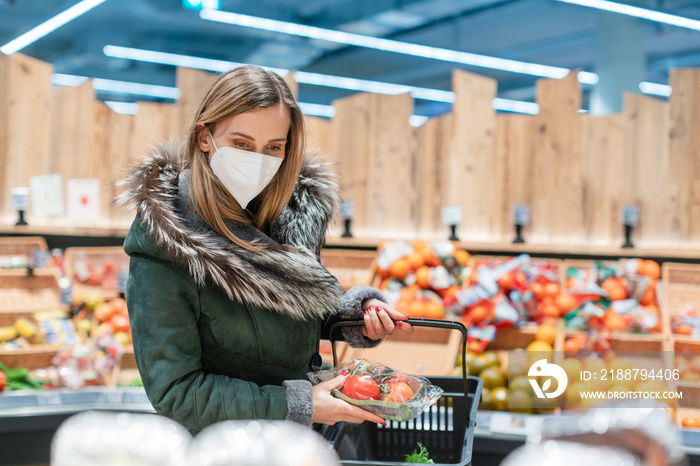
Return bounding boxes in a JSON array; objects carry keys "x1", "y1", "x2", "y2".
[
  {"x1": 63, "y1": 246, "x2": 130, "y2": 299},
  {"x1": 0, "y1": 236, "x2": 52, "y2": 276},
  {"x1": 323, "y1": 318, "x2": 482, "y2": 466},
  {"x1": 662, "y1": 262, "x2": 700, "y2": 339},
  {"x1": 321, "y1": 248, "x2": 377, "y2": 291},
  {"x1": 0, "y1": 274, "x2": 64, "y2": 326}
]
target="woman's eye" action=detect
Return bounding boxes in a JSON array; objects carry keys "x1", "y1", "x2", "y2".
[{"x1": 233, "y1": 141, "x2": 249, "y2": 148}]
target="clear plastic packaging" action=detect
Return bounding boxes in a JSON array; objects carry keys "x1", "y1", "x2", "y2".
[
  {"x1": 307, "y1": 358, "x2": 444, "y2": 422},
  {"x1": 186, "y1": 420, "x2": 340, "y2": 466},
  {"x1": 51, "y1": 411, "x2": 192, "y2": 466}
]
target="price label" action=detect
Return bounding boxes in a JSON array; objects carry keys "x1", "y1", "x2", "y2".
[
  {"x1": 340, "y1": 200, "x2": 354, "y2": 219},
  {"x1": 489, "y1": 411, "x2": 543, "y2": 436},
  {"x1": 622, "y1": 205, "x2": 640, "y2": 226},
  {"x1": 441, "y1": 205, "x2": 463, "y2": 226},
  {"x1": 37, "y1": 392, "x2": 61, "y2": 406},
  {"x1": 513, "y1": 204, "x2": 531, "y2": 226}
]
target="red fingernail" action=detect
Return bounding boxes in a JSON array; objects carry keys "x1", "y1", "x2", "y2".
[
  {"x1": 380, "y1": 420, "x2": 387, "y2": 426},
  {"x1": 396, "y1": 321, "x2": 403, "y2": 327},
  {"x1": 403, "y1": 314, "x2": 409, "y2": 319},
  {"x1": 369, "y1": 306, "x2": 375, "y2": 311},
  {"x1": 364, "y1": 309, "x2": 369, "y2": 315},
  {"x1": 342, "y1": 370, "x2": 349, "y2": 376},
  {"x1": 377, "y1": 307, "x2": 384, "y2": 312}
]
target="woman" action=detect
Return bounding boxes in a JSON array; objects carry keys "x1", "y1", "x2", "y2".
[{"x1": 118, "y1": 65, "x2": 412, "y2": 434}]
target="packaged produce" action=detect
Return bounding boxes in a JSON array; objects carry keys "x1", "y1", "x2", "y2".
[{"x1": 308, "y1": 359, "x2": 443, "y2": 422}]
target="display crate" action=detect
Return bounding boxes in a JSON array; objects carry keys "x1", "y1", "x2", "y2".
[
  {"x1": 663, "y1": 262, "x2": 700, "y2": 339},
  {"x1": 337, "y1": 323, "x2": 463, "y2": 377},
  {"x1": 0, "y1": 236, "x2": 51, "y2": 276},
  {"x1": 0, "y1": 274, "x2": 63, "y2": 326},
  {"x1": 63, "y1": 246, "x2": 129, "y2": 299},
  {"x1": 321, "y1": 248, "x2": 377, "y2": 291}
]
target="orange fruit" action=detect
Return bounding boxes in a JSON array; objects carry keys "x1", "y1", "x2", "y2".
[
  {"x1": 497, "y1": 271, "x2": 515, "y2": 292},
  {"x1": 602, "y1": 308, "x2": 628, "y2": 330},
  {"x1": 541, "y1": 303, "x2": 561, "y2": 318},
  {"x1": 400, "y1": 284, "x2": 420, "y2": 301},
  {"x1": 544, "y1": 281, "x2": 561, "y2": 297},
  {"x1": 563, "y1": 337, "x2": 583, "y2": 356},
  {"x1": 454, "y1": 249, "x2": 470, "y2": 267},
  {"x1": 555, "y1": 294, "x2": 578, "y2": 314},
  {"x1": 566, "y1": 277, "x2": 576, "y2": 290},
  {"x1": 415, "y1": 266, "x2": 431, "y2": 289},
  {"x1": 535, "y1": 323, "x2": 557, "y2": 345},
  {"x1": 676, "y1": 324, "x2": 693, "y2": 335},
  {"x1": 682, "y1": 417, "x2": 700, "y2": 429},
  {"x1": 424, "y1": 301, "x2": 445, "y2": 319},
  {"x1": 376, "y1": 266, "x2": 391, "y2": 279},
  {"x1": 639, "y1": 260, "x2": 661, "y2": 279},
  {"x1": 468, "y1": 301, "x2": 492, "y2": 325},
  {"x1": 439, "y1": 285, "x2": 461, "y2": 302},
  {"x1": 408, "y1": 300, "x2": 427, "y2": 318},
  {"x1": 601, "y1": 277, "x2": 627, "y2": 301},
  {"x1": 639, "y1": 278, "x2": 657, "y2": 306},
  {"x1": 395, "y1": 299, "x2": 410, "y2": 316},
  {"x1": 406, "y1": 253, "x2": 425, "y2": 270},
  {"x1": 529, "y1": 282, "x2": 546, "y2": 301},
  {"x1": 389, "y1": 258, "x2": 411, "y2": 281}
]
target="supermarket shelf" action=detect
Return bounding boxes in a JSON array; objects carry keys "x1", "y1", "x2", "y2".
[
  {"x1": 3, "y1": 222, "x2": 700, "y2": 261},
  {"x1": 563, "y1": 329, "x2": 666, "y2": 342}
]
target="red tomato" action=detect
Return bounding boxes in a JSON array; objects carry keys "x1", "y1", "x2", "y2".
[
  {"x1": 0, "y1": 371, "x2": 5, "y2": 392},
  {"x1": 110, "y1": 314, "x2": 131, "y2": 333},
  {"x1": 343, "y1": 375, "x2": 380, "y2": 401},
  {"x1": 382, "y1": 382, "x2": 414, "y2": 403},
  {"x1": 383, "y1": 373, "x2": 408, "y2": 385}
]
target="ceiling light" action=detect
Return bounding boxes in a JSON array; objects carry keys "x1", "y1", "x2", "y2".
[
  {"x1": 298, "y1": 102, "x2": 335, "y2": 118},
  {"x1": 492, "y1": 98, "x2": 540, "y2": 115},
  {"x1": 639, "y1": 81, "x2": 672, "y2": 97},
  {"x1": 52, "y1": 73, "x2": 182, "y2": 99},
  {"x1": 555, "y1": 0, "x2": 700, "y2": 31},
  {"x1": 51, "y1": 73, "x2": 90, "y2": 87},
  {"x1": 1, "y1": 0, "x2": 107, "y2": 55},
  {"x1": 102, "y1": 46, "x2": 543, "y2": 114},
  {"x1": 104, "y1": 101, "x2": 139, "y2": 115},
  {"x1": 199, "y1": 9, "x2": 597, "y2": 84}
]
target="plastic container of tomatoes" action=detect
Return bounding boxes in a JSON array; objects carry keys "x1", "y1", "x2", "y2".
[
  {"x1": 317, "y1": 318, "x2": 483, "y2": 466},
  {"x1": 308, "y1": 358, "x2": 444, "y2": 422}
]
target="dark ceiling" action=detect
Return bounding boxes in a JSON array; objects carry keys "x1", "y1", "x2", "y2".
[{"x1": 2, "y1": 0, "x2": 700, "y2": 118}]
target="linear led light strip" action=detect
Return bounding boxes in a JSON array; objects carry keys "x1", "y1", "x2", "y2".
[
  {"x1": 555, "y1": 0, "x2": 700, "y2": 32},
  {"x1": 103, "y1": 45, "x2": 539, "y2": 114},
  {"x1": 199, "y1": 9, "x2": 599, "y2": 85},
  {"x1": 0, "y1": 0, "x2": 107, "y2": 55}
]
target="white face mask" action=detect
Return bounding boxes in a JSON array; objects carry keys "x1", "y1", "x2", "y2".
[{"x1": 208, "y1": 133, "x2": 283, "y2": 209}]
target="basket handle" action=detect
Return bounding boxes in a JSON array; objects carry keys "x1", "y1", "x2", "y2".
[{"x1": 328, "y1": 318, "x2": 470, "y2": 399}]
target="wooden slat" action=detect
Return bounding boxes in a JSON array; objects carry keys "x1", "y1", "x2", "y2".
[
  {"x1": 0, "y1": 53, "x2": 53, "y2": 216},
  {"x1": 94, "y1": 104, "x2": 134, "y2": 221},
  {"x1": 579, "y1": 113, "x2": 624, "y2": 245},
  {"x1": 449, "y1": 69, "x2": 498, "y2": 241},
  {"x1": 329, "y1": 92, "x2": 373, "y2": 235},
  {"x1": 175, "y1": 66, "x2": 216, "y2": 133},
  {"x1": 129, "y1": 102, "x2": 179, "y2": 163},
  {"x1": 414, "y1": 114, "x2": 451, "y2": 238},
  {"x1": 304, "y1": 115, "x2": 332, "y2": 162},
  {"x1": 365, "y1": 93, "x2": 415, "y2": 237},
  {"x1": 50, "y1": 80, "x2": 96, "y2": 179},
  {"x1": 533, "y1": 71, "x2": 582, "y2": 243},
  {"x1": 495, "y1": 114, "x2": 536, "y2": 243},
  {"x1": 668, "y1": 68, "x2": 700, "y2": 245},
  {"x1": 622, "y1": 92, "x2": 670, "y2": 246}
]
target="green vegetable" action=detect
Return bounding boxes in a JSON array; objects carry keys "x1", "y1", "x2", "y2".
[
  {"x1": 405, "y1": 443, "x2": 434, "y2": 463},
  {"x1": 0, "y1": 363, "x2": 48, "y2": 391}
]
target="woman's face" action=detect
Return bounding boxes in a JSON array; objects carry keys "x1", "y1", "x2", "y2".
[{"x1": 200, "y1": 104, "x2": 291, "y2": 158}]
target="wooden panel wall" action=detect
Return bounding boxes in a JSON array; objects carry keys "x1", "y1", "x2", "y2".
[
  {"x1": 1, "y1": 55, "x2": 700, "y2": 249},
  {"x1": 0, "y1": 53, "x2": 53, "y2": 216}
]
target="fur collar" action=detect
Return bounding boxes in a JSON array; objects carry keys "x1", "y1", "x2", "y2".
[{"x1": 116, "y1": 143, "x2": 342, "y2": 321}]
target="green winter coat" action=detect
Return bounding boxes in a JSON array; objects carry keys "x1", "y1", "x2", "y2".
[{"x1": 119, "y1": 144, "x2": 385, "y2": 433}]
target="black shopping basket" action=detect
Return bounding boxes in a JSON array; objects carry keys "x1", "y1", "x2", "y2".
[{"x1": 322, "y1": 318, "x2": 483, "y2": 466}]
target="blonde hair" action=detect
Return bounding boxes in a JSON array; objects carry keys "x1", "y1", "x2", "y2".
[{"x1": 185, "y1": 65, "x2": 304, "y2": 251}]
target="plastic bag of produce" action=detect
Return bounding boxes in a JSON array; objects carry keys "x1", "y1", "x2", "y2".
[{"x1": 307, "y1": 358, "x2": 443, "y2": 422}]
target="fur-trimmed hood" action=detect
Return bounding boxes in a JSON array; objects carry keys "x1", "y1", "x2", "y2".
[{"x1": 116, "y1": 143, "x2": 343, "y2": 321}]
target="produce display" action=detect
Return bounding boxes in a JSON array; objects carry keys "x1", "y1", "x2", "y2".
[
  {"x1": 564, "y1": 259, "x2": 661, "y2": 333},
  {"x1": 0, "y1": 311, "x2": 79, "y2": 350},
  {"x1": 308, "y1": 359, "x2": 443, "y2": 422}
]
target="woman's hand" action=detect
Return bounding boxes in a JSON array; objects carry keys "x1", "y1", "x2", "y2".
[
  {"x1": 361, "y1": 298, "x2": 413, "y2": 341},
  {"x1": 312, "y1": 372, "x2": 386, "y2": 426}
]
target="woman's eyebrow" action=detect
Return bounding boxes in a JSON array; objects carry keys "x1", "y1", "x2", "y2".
[
  {"x1": 228, "y1": 131, "x2": 255, "y2": 140},
  {"x1": 269, "y1": 137, "x2": 287, "y2": 143}
]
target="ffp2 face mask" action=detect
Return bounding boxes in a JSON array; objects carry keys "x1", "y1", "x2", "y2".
[{"x1": 208, "y1": 134, "x2": 283, "y2": 209}]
